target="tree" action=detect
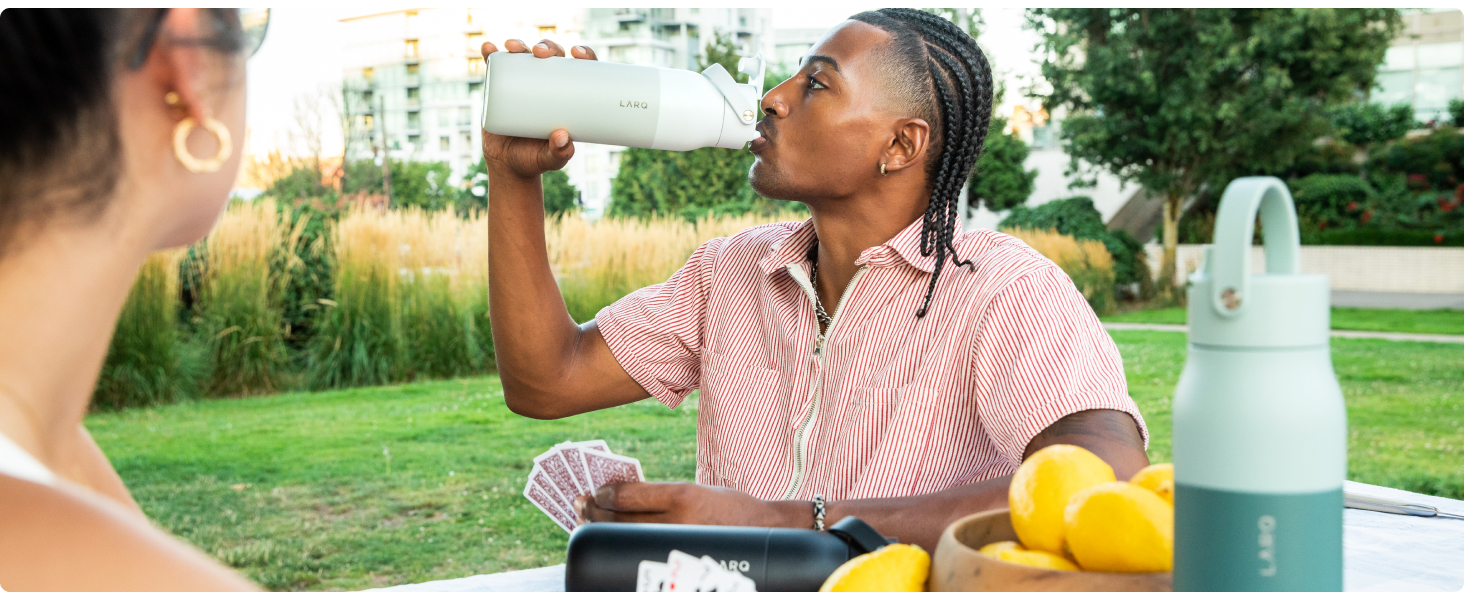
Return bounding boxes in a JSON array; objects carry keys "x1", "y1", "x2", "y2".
[
  {"x1": 924, "y1": 8, "x2": 984, "y2": 38},
  {"x1": 968, "y1": 116, "x2": 1038, "y2": 213},
  {"x1": 542, "y1": 169, "x2": 582, "y2": 215},
  {"x1": 456, "y1": 161, "x2": 578, "y2": 216},
  {"x1": 1330, "y1": 102, "x2": 1413, "y2": 177},
  {"x1": 1029, "y1": 8, "x2": 1402, "y2": 295},
  {"x1": 606, "y1": 31, "x2": 789, "y2": 219}
]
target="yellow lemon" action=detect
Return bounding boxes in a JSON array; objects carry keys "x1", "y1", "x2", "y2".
[
  {"x1": 991, "y1": 546, "x2": 1081, "y2": 571},
  {"x1": 1009, "y1": 444, "x2": 1116, "y2": 554},
  {"x1": 1063, "y1": 481, "x2": 1174, "y2": 573},
  {"x1": 977, "y1": 540, "x2": 1021, "y2": 557},
  {"x1": 1130, "y1": 463, "x2": 1175, "y2": 505},
  {"x1": 819, "y1": 543, "x2": 930, "y2": 592}
]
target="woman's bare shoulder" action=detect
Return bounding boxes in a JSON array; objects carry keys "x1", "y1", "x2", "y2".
[{"x1": 0, "y1": 474, "x2": 258, "y2": 591}]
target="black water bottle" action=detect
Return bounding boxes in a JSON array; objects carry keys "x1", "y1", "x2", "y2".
[{"x1": 564, "y1": 517, "x2": 892, "y2": 592}]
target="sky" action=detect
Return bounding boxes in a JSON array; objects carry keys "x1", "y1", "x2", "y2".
[{"x1": 242, "y1": 6, "x2": 1048, "y2": 161}]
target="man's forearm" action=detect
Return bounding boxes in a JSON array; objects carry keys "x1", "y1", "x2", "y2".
[
  {"x1": 814, "y1": 476, "x2": 1011, "y2": 551},
  {"x1": 486, "y1": 170, "x2": 583, "y2": 416}
]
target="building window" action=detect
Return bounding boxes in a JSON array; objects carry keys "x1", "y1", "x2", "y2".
[
  {"x1": 458, "y1": 107, "x2": 472, "y2": 126},
  {"x1": 362, "y1": 90, "x2": 374, "y2": 104},
  {"x1": 405, "y1": 38, "x2": 419, "y2": 59},
  {"x1": 363, "y1": 66, "x2": 375, "y2": 81},
  {"x1": 363, "y1": 114, "x2": 374, "y2": 130},
  {"x1": 406, "y1": 87, "x2": 420, "y2": 107},
  {"x1": 469, "y1": 81, "x2": 483, "y2": 94},
  {"x1": 468, "y1": 57, "x2": 485, "y2": 76},
  {"x1": 406, "y1": 63, "x2": 419, "y2": 76},
  {"x1": 407, "y1": 111, "x2": 421, "y2": 129},
  {"x1": 462, "y1": 132, "x2": 472, "y2": 149},
  {"x1": 407, "y1": 134, "x2": 421, "y2": 151},
  {"x1": 440, "y1": 136, "x2": 451, "y2": 151},
  {"x1": 539, "y1": 25, "x2": 557, "y2": 37}
]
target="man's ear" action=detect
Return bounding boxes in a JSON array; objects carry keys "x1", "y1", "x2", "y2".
[{"x1": 881, "y1": 117, "x2": 930, "y2": 175}]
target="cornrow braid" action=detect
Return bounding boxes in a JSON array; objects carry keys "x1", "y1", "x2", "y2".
[{"x1": 850, "y1": 8, "x2": 995, "y2": 318}]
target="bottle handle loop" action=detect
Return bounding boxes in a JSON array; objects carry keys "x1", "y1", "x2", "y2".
[{"x1": 1208, "y1": 176, "x2": 1301, "y2": 318}]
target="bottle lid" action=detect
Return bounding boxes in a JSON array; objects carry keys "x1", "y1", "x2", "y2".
[{"x1": 1187, "y1": 177, "x2": 1330, "y2": 348}]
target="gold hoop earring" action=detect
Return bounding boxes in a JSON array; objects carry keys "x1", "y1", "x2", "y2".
[
  {"x1": 880, "y1": 163, "x2": 887, "y2": 175},
  {"x1": 173, "y1": 117, "x2": 232, "y2": 173}
]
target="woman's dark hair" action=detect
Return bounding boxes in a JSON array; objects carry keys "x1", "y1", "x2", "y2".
[
  {"x1": 850, "y1": 8, "x2": 994, "y2": 318},
  {"x1": 0, "y1": 9, "x2": 244, "y2": 256}
]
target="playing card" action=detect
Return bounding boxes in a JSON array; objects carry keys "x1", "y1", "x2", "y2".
[
  {"x1": 582, "y1": 448, "x2": 645, "y2": 490},
  {"x1": 696, "y1": 555, "x2": 732, "y2": 592},
  {"x1": 575, "y1": 439, "x2": 610, "y2": 454},
  {"x1": 554, "y1": 443, "x2": 592, "y2": 496},
  {"x1": 528, "y1": 465, "x2": 576, "y2": 518},
  {"x1": 523, "y1": 478, "x2": 576, "y2": 533},
  {"x1": 534, "y1": 447, "x2": 585, "y2": 499},
  {"x1": 636, "y1": 560, "x2": 671, "y2": 592},
  {"x1": 666, "y1": 550, "x2": 707, "y2": 592}
]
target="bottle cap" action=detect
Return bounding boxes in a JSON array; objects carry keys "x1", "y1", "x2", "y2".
[{"x1": 1187, "y1": 177, "x2": 1330, "y2": 349}]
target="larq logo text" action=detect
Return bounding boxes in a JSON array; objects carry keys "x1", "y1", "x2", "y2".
[
  {"x1": 1257, "y1": 515, "x2": 1277, "y2": 577},
  {"x1": 620, "y1": 100, "x2": 650, "y2": 109}
]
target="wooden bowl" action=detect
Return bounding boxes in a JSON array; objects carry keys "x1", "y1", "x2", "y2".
[{"x1": 930, "y1": 509, "x2": 1171, "y2": 592}]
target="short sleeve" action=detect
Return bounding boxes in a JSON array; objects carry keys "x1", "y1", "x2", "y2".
[
  {"x1": 970, "y1": 265, "x2": 1149, "y2": 466},
  {"x1": 595, "y1": 237, "x2": 728, "y2": 409}
]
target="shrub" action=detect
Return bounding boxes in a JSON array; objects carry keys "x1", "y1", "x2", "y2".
[
  {"x1": 1370, "y1": 127, "x2": 1464, "y2": 192},
  {"x1": 1288, "y1": 173, "x2": 1374, "y2": 230},
  {"x1": 968, "y1": 116, "x2": 1037, "y2": 213},
  {"x1": 93, "y1": 250, "x2": 200, "y2": 410},
  {"x1": 196, "y1": 199, "x2": 299, "y2": 396},
  {"x1": 998, "y1": 196, "x2": 1147, "y2": 291},
  {"x1": 1002, "y1": 228, "x2": 1117, "y2": 315},
  {"x1": 1329, "y1": 102, "x2": 1414, "y2": 147}
]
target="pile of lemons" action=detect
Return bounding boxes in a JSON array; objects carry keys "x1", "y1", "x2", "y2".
[{"x1": 989, "y1": 444, "x2": 1174, "y2": 573}]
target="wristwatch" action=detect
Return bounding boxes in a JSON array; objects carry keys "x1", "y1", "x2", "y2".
[{"x1": 813, "y1": 494, "x2": 826, "y2": 531}]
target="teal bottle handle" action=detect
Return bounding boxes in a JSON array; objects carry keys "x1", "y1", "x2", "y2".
[{"x1": 1209, "y1": 176, "x2": 1301, "y2": 319}]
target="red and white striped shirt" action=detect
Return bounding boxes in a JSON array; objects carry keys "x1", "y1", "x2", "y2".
[{"x1": 596, "y1": 217, "x2": 1147, "y2": 502}]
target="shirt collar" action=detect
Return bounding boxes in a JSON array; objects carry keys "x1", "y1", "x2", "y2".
[{"x1": 758, "y1": 215, "x2": 959, "y2": 275}]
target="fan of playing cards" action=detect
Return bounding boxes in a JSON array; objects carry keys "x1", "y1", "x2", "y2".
[
  {"x1": 638, "y1": 550, "x2": 757, "y2": 592},
  {"x1": 523, "y1": 440, "x2": 644, "y2": 533}
]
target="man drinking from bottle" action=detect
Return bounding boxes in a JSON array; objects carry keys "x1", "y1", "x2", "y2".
[{"x1": 481, "y1": 8, "x2": 1150, "y2": 551}]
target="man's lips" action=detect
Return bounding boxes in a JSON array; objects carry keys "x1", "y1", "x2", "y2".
[{"x1": 750, "y1": 120, "x2": 773, "y2": 152}]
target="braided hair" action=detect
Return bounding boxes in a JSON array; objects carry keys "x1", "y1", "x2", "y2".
[{"x1": 849, "y1": 9, "x2": 994, "y2": 318}]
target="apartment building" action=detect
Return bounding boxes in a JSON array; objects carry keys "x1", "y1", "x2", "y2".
[
  {"x1": 340, "y1": 8, "x2": 772, "y2": 217},
  {"x1": 1375, "y1": 9, "x2": 1464, "y2": 124},
  {"x1": 339, "y1": 8, "x2": 584, "y2": 181}
]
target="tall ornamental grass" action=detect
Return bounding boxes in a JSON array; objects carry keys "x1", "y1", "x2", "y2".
[
  {"x1": 197, "y1": 198, "x2": 301, "y2": 396},
  {"x1": 307, "y1": 207, "x2": 491, "y2": 389},
  {"x1": 547, "y1": 211, "x2": 804, "y2": 322},
  {"x1": 93, "y1": 250, "x2": 198, "y2": 410},
  {"x1": 1004, "y1": 227, "x2": 1117, "y2": 315}
]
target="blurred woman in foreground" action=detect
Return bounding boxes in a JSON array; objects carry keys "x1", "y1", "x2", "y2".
[{"x1": 0, "y1": 8, "x2": 266, "y2": 590}]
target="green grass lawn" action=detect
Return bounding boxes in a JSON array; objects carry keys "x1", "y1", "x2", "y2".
[
  {"x1": 87, "y1": 333, "x2": 1464, "y2": 590},
  {"x1": 1103, "y1": 306, "x2": 1464, "y2": 335}
]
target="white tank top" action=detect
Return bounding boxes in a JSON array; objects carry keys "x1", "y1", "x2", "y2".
[{"x1": 0, "y1": 431, "x2": 56, "y2": 485}]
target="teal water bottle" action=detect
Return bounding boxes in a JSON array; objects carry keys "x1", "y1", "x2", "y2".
[{"x1": 1172, "y1": 177, "x2": 1346, "y2": 591}]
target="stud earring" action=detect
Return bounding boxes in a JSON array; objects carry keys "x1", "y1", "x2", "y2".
[{"x1": 880, "y1": 163, "x2": 887, "y2": 175}]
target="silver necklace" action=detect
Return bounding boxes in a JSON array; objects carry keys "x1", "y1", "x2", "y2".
[{"x1": 809, "y1": 244, "x2": 833, "y2": 332}]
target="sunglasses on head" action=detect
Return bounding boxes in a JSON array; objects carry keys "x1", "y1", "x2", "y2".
[{"x1": 129, "y1": 8, "x2": 271, "y2": 70}]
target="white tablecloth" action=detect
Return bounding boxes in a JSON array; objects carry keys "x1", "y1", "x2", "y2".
[{"x1": 372, "y1": 480, "x2": 1464, "y2": 593}]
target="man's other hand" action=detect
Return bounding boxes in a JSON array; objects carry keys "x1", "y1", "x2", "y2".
[{"x1": 574, "y1": 482, "x2": 809, "y2": 529}]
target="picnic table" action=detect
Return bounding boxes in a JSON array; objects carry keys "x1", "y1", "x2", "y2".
[{"x1": 370, "y1": 480, "x2": 1464, "y2": 593}]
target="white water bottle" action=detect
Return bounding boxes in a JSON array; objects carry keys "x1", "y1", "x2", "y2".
[
  {"x1": 1173, "y1": 176, "x2": 1345, "y2": 591},
  {"x1": 479, "y1": 52, "x2": 765, "y2": 151}
]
